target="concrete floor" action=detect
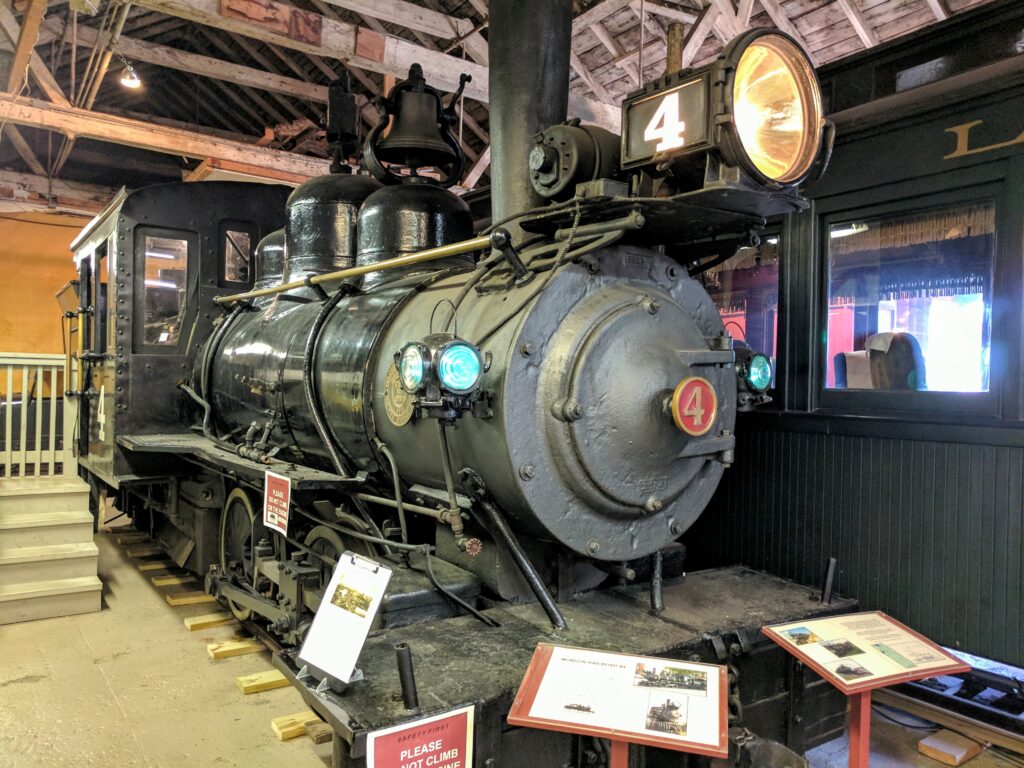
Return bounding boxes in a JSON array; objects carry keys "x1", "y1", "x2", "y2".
[
  {"x1": 0, "y1": 529, "x2": 1020, "y2": 767},
  {"x1": 0, "y1": 530, "x2": 327, "y2": 768}
]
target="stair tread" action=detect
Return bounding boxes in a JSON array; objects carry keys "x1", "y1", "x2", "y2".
[
  {"x1": 0, "y1": 510, "x2": 93, "y2": 528},
  {"x1": 0, "y1": 541, "x2": 98, "y2": 564},
  {"x1": 0, "y1": 575, "x2": 102, "y2": 601},
  {"x1": 0, "y1": 478, "x2": 90, "y2": 497}
]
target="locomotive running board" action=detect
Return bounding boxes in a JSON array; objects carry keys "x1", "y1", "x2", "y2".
[{"x1": 117, "y1": 433, "x2": 362, "y2": 489}]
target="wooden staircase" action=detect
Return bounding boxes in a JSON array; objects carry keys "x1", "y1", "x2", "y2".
[{"x1": 0, "y1": 477, "x2": 101, "y2": 624}]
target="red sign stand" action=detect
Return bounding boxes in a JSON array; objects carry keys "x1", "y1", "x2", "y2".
[
  {"x1": 848, "y1": 690, "x2": 872, "y2": 768},
  {"x1": 609, "y1": 738, "x2": 630, "y2": 768},
  {"x1": 763, "y1": 612, "x2": 969, "y2": 768}
]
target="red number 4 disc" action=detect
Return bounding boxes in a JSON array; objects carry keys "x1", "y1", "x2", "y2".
[{"x1": 671, "y1": 377, "x2": 718, "y2": 436}]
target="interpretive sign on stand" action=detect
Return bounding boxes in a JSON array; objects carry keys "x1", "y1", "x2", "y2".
[
  {"x1": 763, "y1": 611, "x2": 969, "y2": 767},
  {"x1": 508, "y1": 643, "x2": 728, "y2": 766},
  {"x1": 299, "y1": 551, "x2": 392, "y2": 684}
]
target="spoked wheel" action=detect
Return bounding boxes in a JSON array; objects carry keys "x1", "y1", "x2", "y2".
[
  {"x1": 219, "y1": 488, "x2": 270, "y2": 621},
  {"x1": 304, "y1": 524, "x2": 376, "y2": 610}
]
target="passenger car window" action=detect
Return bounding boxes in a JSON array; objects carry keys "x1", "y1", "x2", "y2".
[
  {"x1": 826, "y1": 202, "x2": 994, "y2": 392},
  {"x1": 705, "y1": 235, "x2": 779, "y2": 359},
  {"x1": 142, "y1": 236, "x2": 188, "y2": 345},
  {"x1": 223, "y1": 229, "x2": 252, "y2": 284}
]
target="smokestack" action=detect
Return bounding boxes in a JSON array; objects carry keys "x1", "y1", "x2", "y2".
[{"x1": 488, "y1": 0, "x2": 572, "y2": 232}]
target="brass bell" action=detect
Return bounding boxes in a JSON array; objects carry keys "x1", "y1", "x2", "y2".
[{"x1": 376, "y1": 71, "x2": 457, "y2": 169}]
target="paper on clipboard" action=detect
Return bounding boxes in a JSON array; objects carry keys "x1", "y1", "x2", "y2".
[{"x1": 299, "y1": 551, "x2": 392, "y2": 683}]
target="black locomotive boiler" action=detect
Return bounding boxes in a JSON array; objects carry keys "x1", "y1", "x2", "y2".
[{"x1": 68, "y1": 4, "x2": 852, "y2": 765}]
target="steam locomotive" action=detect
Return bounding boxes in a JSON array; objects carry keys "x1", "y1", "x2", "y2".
[{"x1": 68, "y1": 9, "x2": 844, "y2": 765}]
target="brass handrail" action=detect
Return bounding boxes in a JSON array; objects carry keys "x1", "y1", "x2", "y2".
[{"x1": 213, "y1": 235, "x2": 492, "y2": 306}]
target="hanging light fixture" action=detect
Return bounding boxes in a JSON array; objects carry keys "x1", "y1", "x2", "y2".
[{"x1": 119, "y1": 62, "x2": 142, "y2": 90}]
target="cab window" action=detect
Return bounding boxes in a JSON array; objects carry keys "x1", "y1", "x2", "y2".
[{"x1": 141, "y1": 235, "x2": 188, "y2": 346}]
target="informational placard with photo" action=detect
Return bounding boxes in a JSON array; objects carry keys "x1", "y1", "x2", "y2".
[
  {"x1": 367, "y1": 705, "x2": 474, "y2": 768},
  {"x1": 508, "y1": 644, "x2": 728, "y2": 758},
  {"x1": 299, "y1": 551, "x2": 392, "y2": 683},
  {"x1": 763, "y1": 611, "x2": 969, "y2": 694}
]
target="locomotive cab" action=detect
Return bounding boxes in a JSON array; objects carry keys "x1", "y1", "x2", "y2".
[{"x1": 68, "y1": 182, "x2": 289, "y2": 566}]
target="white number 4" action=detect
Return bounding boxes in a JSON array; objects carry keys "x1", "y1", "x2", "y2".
[{"x1": 644, "y1": 92, "x2": 687, "y2": 153}]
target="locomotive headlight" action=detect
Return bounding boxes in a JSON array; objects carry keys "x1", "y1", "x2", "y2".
[
  {"x1": 437, "y1": 341, "x2": 484, "y2": 395},
  {"x1": 396, "y1": 343, "x2": 429, "y2": 393},
  {"x1": 731, "y1": 33, "x2": 822, "y2": 184},
  {"x1": 745, "y1": 353, "x2": 773, "y2": 393},
  {"x1": 620, "y1": 29, "x2": 828, "y2": 191}
]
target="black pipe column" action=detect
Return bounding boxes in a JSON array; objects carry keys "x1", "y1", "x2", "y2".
[{"x1": 488, "y1": 0, "x2": 572, "y2": 233}]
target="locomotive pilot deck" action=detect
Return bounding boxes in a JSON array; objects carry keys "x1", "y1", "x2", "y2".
[{"x1": 276, "y1": 566, "x2": 857, "y2": 766}]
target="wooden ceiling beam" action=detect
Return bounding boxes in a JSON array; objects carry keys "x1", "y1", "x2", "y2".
[
  {"x1": 736, "y1": 0, "x2": 755, "y2": 28},
  {"x1": 835, "y1": 0, "x2": 879, "y2": 48},
  {"x1": 192, "y1": 28, "x2": 294, "y2": 124},
  {"x1": 0, "y1": 167, "x2": 116, "y2": 215},
  {"x1": 128, "y1": 0, "x2": 618, "y2": 130},
  {"x1": 570, "y1": 49, "x2": 616, "y2": 104},
  {"x1": 681, "y1": 5, "x2": 720, "y2": 69},
  {"x1": 0, "y1": 92, "x2": 331, "y2": 177},
  {"x1": 462, "y1": 144, "x2": 489, "y2": 189},
  {"x1": 40, "y1": 18, "x2": 327, "y2": 104},
  {"x1": 0, "y1": 4, "x2": 68, "y2": 105},
  {"x1": 219, "y1": 32, "x2": 314, "y2": 121},
  {"x1": 642, "y1": 1, "x2": 698, "y2": 25},
  {"x1": 6, "y1": 0, "x2": 48, "y2": 94},
  {"x1": 757, "y1": 0, "x2": 818, "y2": 65},
  {"x1": 921, "y1": 0, "x2": 949, "y2": 21},
  {"x1": 590, "y1": 21, "x2": 641, "y2": 86},
  {"x1": 2, "y1": 0, "x2": 50, "y2": 177},
  {"x1": 130, "y1": 0, "x2": 488, "y2": 99},
  {"x1": 572, "y1": 0, "x2": 634, "y2": 31}
]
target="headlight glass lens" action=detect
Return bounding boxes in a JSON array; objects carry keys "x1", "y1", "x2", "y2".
[
  {"x1": 438, "y1": 343, "x2": 482, "y2": 393},
  {"x1": 747, "y1": 353, "x2": 773, "y2": 392},
  {"x1": 733, "y1": 34, "x2": 822, "y2": 183},
  {"x1": 398, "y1": 345, "x2": 425, "y2": 392}
]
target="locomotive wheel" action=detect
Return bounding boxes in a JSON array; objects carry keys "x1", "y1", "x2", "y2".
[
  {"x1": 219, "y1": 488, "x2": 268, "y2": 622},
  {"x1": 304, "y1": 524, "x2": 375, "y2": 609}
]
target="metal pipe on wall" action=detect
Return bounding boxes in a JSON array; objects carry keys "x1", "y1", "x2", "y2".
[{"x1": 488, "y1": 0, "x2": 572, "y2": 236}]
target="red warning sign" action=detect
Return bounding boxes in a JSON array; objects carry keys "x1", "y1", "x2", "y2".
[
  {"x1": 672, "y1": 377, "x2": 717, "y2": 436},
  {"x1": 263, "y1": 470, "x2": 291, "y2": 536},
  {"x1": 367, "y1": 705, "x2": 474, "y2": 768}
]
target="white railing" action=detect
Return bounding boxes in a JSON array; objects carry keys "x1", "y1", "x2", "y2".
[{"x1": 0, "y1": 353, "x2": 78, "y2": 480}]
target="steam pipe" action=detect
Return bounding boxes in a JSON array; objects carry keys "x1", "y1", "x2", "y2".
[
  {"x1": 489, "y1": 0, "x2": 572, "y2": 236},
  {"x1": 214, "y1": 235, "x2": 490, "y2": 305}
]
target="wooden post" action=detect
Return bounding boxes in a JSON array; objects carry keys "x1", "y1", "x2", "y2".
[
  {"x1": 609, "y1": 739, "x2": 629, "y2": 768},
  {"x1": 848, "y1": 690, "x2": 872, "y2": 768}
]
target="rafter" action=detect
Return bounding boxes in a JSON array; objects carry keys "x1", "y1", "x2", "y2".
[
  {"x1": 462, "y1": 144, "x2": 489, "y2": 189},
  {"x1": 0, "y1": 168, "x2": 116, "y2": 215},
  {"x1": 590, "y1": 21, "x2": 640, "y2": 87},
  {"x1": 6, "y1": 0, "x2": 47, "y2": 94},
  {"x1": 570, "y1": 49, "x2": 616, "y2": 105},
  {"x1": 737, "y1": 0, "x2": 755, "y2": 28},
  {"x1": 757, "y1": 0, "x2": 818, "y2": 65},
  {"x1": 682, "y1": 5, "x2": 721, "y2": 69},
  {"x1": 40, "y1": 18, "x2": 326, "y2": 104},
  {"x1": 921, "y1": 0, "x2": 949, "y2": 21},
  {"x1": 0, "y1": 92, "x2": 331, "y2": 177},
  {"x1": 125, "y1": 0, "x2": 617, "y2": 130},
  {"x1": 835, "y1": 0, "x2": 879, "y2": 48},
  {"x1": 0, "y1": 4, "x2": 67, "y2": 106}
]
